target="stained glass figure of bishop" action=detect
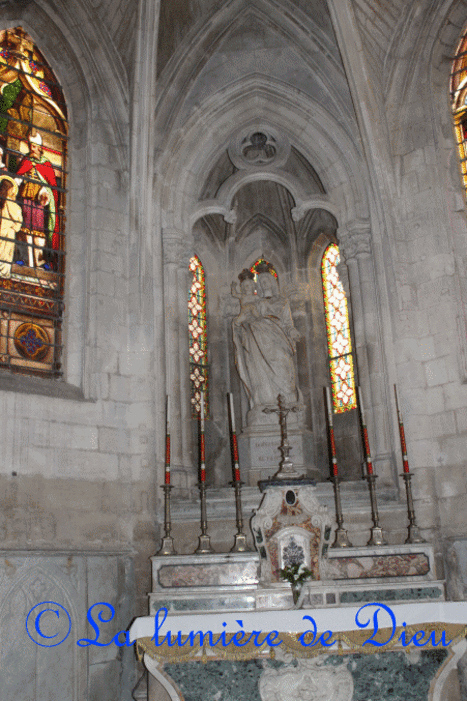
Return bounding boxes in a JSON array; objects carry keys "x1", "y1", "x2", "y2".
[{"x1": 15, "y1": 131, "x2": 58, "y2": 269}]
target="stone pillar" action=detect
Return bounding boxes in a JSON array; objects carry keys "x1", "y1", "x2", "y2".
[
  {"x1": 163, "y1": 230, "x2": 194, "y2": 494},
  {"x1": 338, "y1": 220, "x2": 393, "y2": 483}
]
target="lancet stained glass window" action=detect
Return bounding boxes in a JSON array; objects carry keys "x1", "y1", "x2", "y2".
[
  {"x1": 0, "y1": 28, "x2": 67, "y2": 376},
  {"x1": 188, "y1": 255, "x2": 208, "y2": 416},
  {"x1": 451, "y1": 28, "x2": 467, "y2": 197},
  {"x1": 321, "y1": 244, "x2": 356, "y2": 413},
  {"x1": 250, "y1": 257, "x2": 278, "y2": 281}
]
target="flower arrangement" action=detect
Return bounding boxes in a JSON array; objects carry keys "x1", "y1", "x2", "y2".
[{"x1": 280, "y1": 563, "x2": 315, "y2": 607}]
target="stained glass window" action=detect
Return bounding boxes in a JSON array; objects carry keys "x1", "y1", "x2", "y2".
[
  {"x1": 451, "y1": 28, "x2": 467, "y2": 197},
  {"x1": 0, "y1": 28, "x2": 67, "y2": 376},
  {"x1": 321, "y1": 244, "x2": 356, "y2": 413},
  {"x1": 250, "y1": 257, "x2": 278, "y2": 281},
  {"x1": 188, "y1": 255, "x2": 208, "y2": 416}
]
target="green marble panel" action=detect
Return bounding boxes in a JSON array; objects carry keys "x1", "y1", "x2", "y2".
[
  {"x1": 340, "y1": 587, "x2": 443, "y2": 604},
  {"x1": 164, "y1": 650, "x2": 447, "y2": 701},
  {"x1": 151, "y1": 596, "x2": 256, "y2": 613},
  {"x1": 165, "y1": 659, "x2": 264, "y2": 701},
  {"x1": 326, "y1": 650, "x2": 448, "y2": 700}
]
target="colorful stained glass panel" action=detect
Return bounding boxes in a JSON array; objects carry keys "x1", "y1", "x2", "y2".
[
  {"x1": 451, "y1": 30, "x2": 467, "y2": 199},
  {"x1": 188, "y1": 255, "x2": 208, "y2": 416},
  {"x1": 321, "y1": 244, "x2": 356, "y2": 413},
  {"x1": 0, "y1": 27, "x2": 67, "y2": 377},
  {"x1": 249, "y1": 257, "x2": 278, "y2": 281}
]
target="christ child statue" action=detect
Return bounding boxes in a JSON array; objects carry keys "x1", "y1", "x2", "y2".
[{"x1": 231, "y1": 269, "x2": 260, "y2": 325}]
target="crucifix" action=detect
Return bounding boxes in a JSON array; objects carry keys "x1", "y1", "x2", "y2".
[{"x1": 263, "y1": 394, "x2": 301, "y2": 479}]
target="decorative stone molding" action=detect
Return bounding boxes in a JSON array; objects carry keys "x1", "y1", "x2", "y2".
[
  {"x1": 259, "y1": 656, "x2": 353, "y2": 701},
  {"x1": 337, "y1": 220, "x2": 372, "y2": 262},
  {"x1": 283, "y1": 282, "x2": 311, "y2": 301},
  {"x1": 336, "y1": 261, "x2": 350, "y2": 298},
  {"x1": 163, "y1": 230, "x2": 192, "y2": 266},
  {"x1": 228, "y1": 125, "x2": 290, "y2": 170},
  {"x1": 223, "y1": 208, "x2": 237, "y2": 225},
  {"x1": 291, "y1": 204, "x2": 306, "y2": 222}
]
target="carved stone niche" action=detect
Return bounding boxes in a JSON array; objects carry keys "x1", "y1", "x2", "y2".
[
  {"x1": 251, "y1": 483, "x2": 332, "y2": 585},
  {"x1": 259, "y1": 657, "x2": 353, "y2": 701}
]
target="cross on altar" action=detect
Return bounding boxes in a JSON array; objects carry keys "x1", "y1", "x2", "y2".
[{"x1": 263, "y1": 394, "x2": 301, "y2": 479}]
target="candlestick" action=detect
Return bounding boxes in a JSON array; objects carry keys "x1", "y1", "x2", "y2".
[
  {"x1": 324, "y1": 388, "x2": 352, "y2": 548},
  {"x1": 157, "y1": 395, "x2": 176, "y2": 555},
  {"x1": 325, "y1": 386, "x2": 338, "y2": 477},
  {"x1": 194, "y1": 482, "x2": 215, "y2": 554},
  {"x1": 165, "y1": 395, "x2": 170, "y2": 485},
  {"x1": 227, "y1": 393, "x2": 249, "y2": 552},
  {"x1": 393, "y1": 385, "x2": 410, "y2": 474},
  {"x1": 394, "y1": 385, "x2": 425, "y2": 544},
  {"x1": 358, "y1": 386, "x2": 386, "y2": 546},
  {"x1": 199, "y1": 391, "x2": 206, "y2": 483},
  {"x1": 200, "y1": 390, "x2": 205, "y2": 429},
  {"x1": 358, "y1": 386, "x2": 373, "y2": 475},
  {"x1": 229, "y1": 392, "x2": 236, "y2": 433},
  {"x1": 195, "y1": 390, "x2": 214, "y2": 553}
]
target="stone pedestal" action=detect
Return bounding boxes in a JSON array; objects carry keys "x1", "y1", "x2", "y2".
[{"x1": 238, "y1": 428, "x2": 317, "y2": 484}]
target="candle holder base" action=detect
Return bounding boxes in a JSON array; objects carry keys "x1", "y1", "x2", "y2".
[
  {"x1": 157, "y1": 535, "x2": 177, "y2": 556},
  {"x1": 405, "y1": 525, "x2": 426, "y2": 544},
  {"x1": 230, "y1": 532, "x2": 250, "y2": 553},
  {"x1": 194, "y1": 534, "x2": 215, "y2": 554},
  {"x1": 331, "y1": 527, "x2": 353, "y2": 548},
  {"x1": 367, "y1": 526, "x2": 387, "y2": 546}
]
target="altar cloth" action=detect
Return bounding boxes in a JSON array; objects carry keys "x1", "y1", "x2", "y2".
[{"x1": 130, "y1": 600, "x2": 467, "y2": 642}]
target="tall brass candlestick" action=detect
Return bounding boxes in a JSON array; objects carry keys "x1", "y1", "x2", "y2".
[
  {"x1": 228, "y1": 393, "x2": 249, "y2": 553},
  {"x1": 325, "y1": 387, "x2": 352, "y2": 548},
  {"x1": 157, "y1": 395, "x2": 177, "y2": 555},
  {"x1": 358, "y1": 386, "x2": 387, "y2": 546},
  {"x1": 394, "y1": 385, "x2": 425, "y2": 544},
  {"x1": 195, "y1": 391, "x2": 214, "y2": 554}
]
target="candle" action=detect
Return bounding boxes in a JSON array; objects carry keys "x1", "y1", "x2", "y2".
[
  {"x1": 325, "y1": 387, "x2": 338, "y2": 477},
  {"x1": 228, "y1": 393, "x2": 241, "y2": 482},
  {"x1": 394, "y1": 385, "x2": 410, "y2": 473},
  {"x1": 358, "y1": 386, "x2": 374, "y2": 475},
  {"x1": 200, "y1": 391, "x2": 206, "y2": 482},
  {"x1": 165, "y1": 395, "x2": 170, "y2": 485}
]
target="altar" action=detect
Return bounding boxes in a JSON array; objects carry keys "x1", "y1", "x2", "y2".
[
  {"x1": 129, "y1": 260, "x2": 465, "y2": 700},
  {"x1": 130, "y1": 471, "x2": 464, "y2": 701}
]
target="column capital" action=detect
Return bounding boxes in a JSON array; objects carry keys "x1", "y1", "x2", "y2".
[
  {"x1": 337, "y1": 219, "x2": 371, "y2": 262},
  {"x1": 162, "y1": 230, "x2": 192, "y2": 266}
]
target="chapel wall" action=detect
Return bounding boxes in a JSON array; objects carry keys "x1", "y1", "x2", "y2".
[
  {"x1": 0, "y1": 2, "x2": 158, "y2": 622},
  {"x1": 373, "y1": 1, "x2": 467, "y2": 550}
]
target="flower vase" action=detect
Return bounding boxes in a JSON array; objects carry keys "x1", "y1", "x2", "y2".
[{"x1": 291, "y1": 582, "x2": 302, "y2": 608}]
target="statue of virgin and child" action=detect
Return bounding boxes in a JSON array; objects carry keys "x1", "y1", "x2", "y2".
[{"x1": 231, "y1": 261, "x2": 303, "y2": 426}]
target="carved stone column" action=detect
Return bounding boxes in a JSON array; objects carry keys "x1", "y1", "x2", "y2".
[
  {"x1": 163, "y1": 230, "x2": 194, "y2": 494},
  {"x1": 338, "y1": 220, "x2": 393, "y2": 483}
]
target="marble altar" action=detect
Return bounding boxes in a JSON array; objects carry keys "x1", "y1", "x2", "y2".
[{"x1": 132, "y1": 476, "x2": 460, "y2": 700}]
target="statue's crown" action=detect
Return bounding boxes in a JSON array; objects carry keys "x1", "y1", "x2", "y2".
[
  {"x1": 238, "y1": 268, "x2": 255, "y2": 282},
  {"x1": 255, "y1": 260, "x2": 274, "y2": 275}
]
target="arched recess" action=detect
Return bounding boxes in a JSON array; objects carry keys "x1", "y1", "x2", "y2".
[
  {"x1": 156, "y1": 71, "x2": 394, "y2": 490},
  {"x1": 0, "y1": 2, "x2": 130, "y2": 396}
]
